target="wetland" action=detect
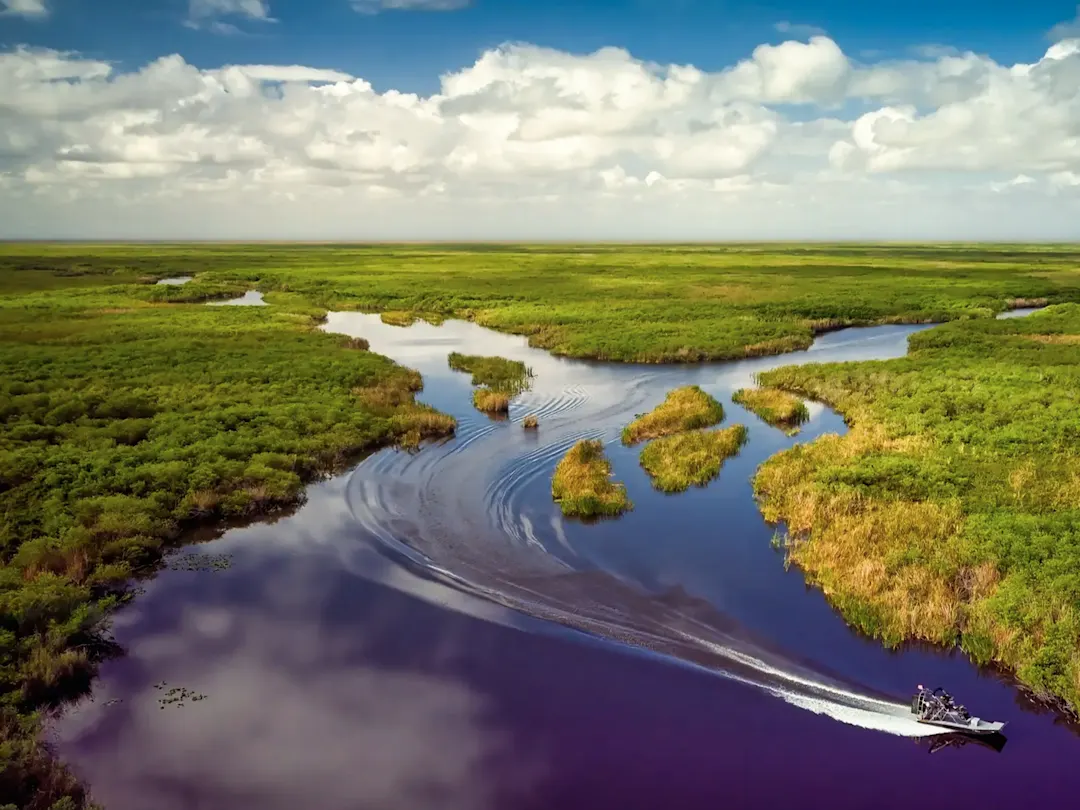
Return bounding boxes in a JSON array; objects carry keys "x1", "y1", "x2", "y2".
[{"x1": 3, "y1": 244, "x2": 1080, "y2": 809}]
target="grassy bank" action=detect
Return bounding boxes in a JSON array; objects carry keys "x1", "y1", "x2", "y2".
[
  {"x1": 640, "y1": 426, "x2": 748, "y2": 493},
  {"x1": 733, "y1": 388, "x2": 810, "y2": 433},
  {"x1": 551, "y1": 440, "x2": 632, "y2": 518},
  {"x1": 6, "y1": 243, "x2": 1080, "y2": 364},
  {"x1": 0, "y1": 261, "x2": 455, "y2": 809},
  {"x1": 623, "y1": 386, "x2": 724, "y2": 445},
  {"x1": 754, "y1": 304, "x2": 1080, "y2": 711},
  {"x1": 448, "y1": 353, "x2": 531, "y2": 414}
]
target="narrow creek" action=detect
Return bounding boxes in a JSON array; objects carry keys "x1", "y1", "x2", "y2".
[{"x1": 54, "y1": 308, "x2": 1077, "y2": 810}]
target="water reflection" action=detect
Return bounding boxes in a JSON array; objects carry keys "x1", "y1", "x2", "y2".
[{"x1": 156, "y1": 277, "x2": 193, "y2": 286}]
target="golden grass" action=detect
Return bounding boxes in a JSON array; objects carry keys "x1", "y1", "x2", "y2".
[
  {"x1": 639, "y1": 425, "x2": 748, "y2": 492},
  {"x1": 473, "y1": 388, "x2": 511, "y2": 413},
  {"x1": 733, "y1": 387, "x2": 810, "y2": 432},
  {"x1": 754, "y1": 426, "x2": 972, "y2": 645},
  {"x1": 354, "y1": 369, "x2": 456, "y2": 446},
  {"x1": 522, "y1": 414, "x2": 539, "y2": 429},
  {"x1": 622, "y1": 386, "x2": 724, "y2": 445},
  {"x1": 552, "y1": 439, "x2": 632, "y2": 518}
]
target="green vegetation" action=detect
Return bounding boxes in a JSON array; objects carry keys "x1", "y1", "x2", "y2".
[
  {"x1": 5, "y1": 243, "x2": 1079, "y2": 364},
  {"x1": 754, "y1": 304, "x2": 1080, "y2": 711},
  {"x1": 551, "y1": 440, "x2": 632, "y2": 518},
  {"x1": 622, "y1": 386, "x2": 725, "y2": 445},
  {"x1": 733, "y1": 387, "x2": 810, "y2": 433},
  {"x1": 640, "y1": 426, "x2": 748, "y2": 493},
  {"x1": 448, "y1": 352, "x2": 532, "y2": 414},
  {"x1": 447, "y1": 353, "x2": 531, "y2": 392},
  {"x1": 0, "y1": 256, "x2": 455, "y2": 809}
]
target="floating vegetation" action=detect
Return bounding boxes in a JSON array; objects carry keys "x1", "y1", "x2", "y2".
[
  {"x1": 153, "y1": 682, "x2": 208, "y2": 709},
  {"x1": 622, "y1": 386, "x2": 724, "y2": 445},
  {"x1": 522, "y1": 414, "x2": 539, "y2": 429},
  {"x1": 449, "y1": 352, "x2": 533, "y2": 414},
  {"x1": 639, "y1": 425, "x2": 748, "y2": 493},
  {"x1": 167, "y1": 552, "x2": 233, "y2": 573},
  {"x1": 552, "y1": 439, "x2": 632, "y2": 518},
  {"x1": 733, "y1": 387, "x2": 810, "y2": 434}
]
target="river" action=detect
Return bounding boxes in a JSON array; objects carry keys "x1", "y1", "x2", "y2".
[{"x1": 53, "y1": 308, "x2": 1078, "y2": 809}]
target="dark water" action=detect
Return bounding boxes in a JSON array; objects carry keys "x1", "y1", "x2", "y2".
[{"x1": 54, "y1": 310, "x2": 1079, "y2": 809}]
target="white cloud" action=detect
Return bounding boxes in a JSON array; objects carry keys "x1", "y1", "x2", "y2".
[
  {"x1": 186, "y1": 0, "x2": 275, "y2": 30},
  {"x1": 1, "y1": 0, "x2": 47, "y2": 18},
  {"x1": 1, "y1": 35, "x2": 1079, "y2": 239},
  {"x1": 350, "y1": 0, "x2": 471, "y2": 13},
  {"x1": 1050, "y1": 5, "x2": 1080, "y2": 41}
]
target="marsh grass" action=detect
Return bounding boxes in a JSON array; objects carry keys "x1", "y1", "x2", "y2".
[
  {"x1": 449, "y1": 352, "x2": 532, "y2": 414},
  {"x1": 755, "y1": 304, "x2": 1080, "y2": 711},
  {"x1": 472, "y1": 388, "x2": 511, "y2": 414},
  {"x1": 733, "y1": 387, "x2": 810, "y2": 433},
  {"x1": 551, "y1": 440, "x2": 632, "y2": 518},
  {"x1": 14, "y1": 242, "x2": 1080, "y2": 364},
  {"x1": 622, "y1": 386, "x2": 724, "y2": 445},
  {"x1": 448, "y1": 352, "x2": 532, "y2": 392},
  {"x1": 640, "y1": 425, "x2": 748, "y2": 492},
  {"x1": 522, "y1": 414, "x2": 539, "y2": 429},
  {"x1": 380, "y1": 311, "x2": 417, "y2": 327}
]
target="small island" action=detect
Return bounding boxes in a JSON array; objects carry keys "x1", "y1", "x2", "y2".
[
  {"x1": 448, "y1": 352, "x2": 532, "y2": 414},
  {"x1": 639, "y1": 425, "x2": 748, "y2": 493},
  {"x1": 733, "y1": 387, "x2": 809, "y2": 433},
  {"x1": 622, "y1": 385, "x2": 724, "y2": 445},
  {"x1": 552, "y1": 439, "x2": 632, "y2": 518}
]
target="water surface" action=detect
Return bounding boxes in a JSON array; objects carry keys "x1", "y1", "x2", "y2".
[
  {"x1": 207, "y1": 290, "x2": 267, "y2": 306},
  {"x1": 54, "y1": 310, "x2": 1078, "y2": 810}
]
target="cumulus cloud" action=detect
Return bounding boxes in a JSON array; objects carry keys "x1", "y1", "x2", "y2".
[
  {"x1": 1050, "y1": 5, "x2": 1080, "y2": 41},
  {"x1": 350, "y1": 0, "x2": 471, "y2": 13},
  {"x1": 1, "y1": 35, "x2": 1079, "y2": 239},
  {"x1": 1, "y1": 0, "x2": 47, "y2": 18}
]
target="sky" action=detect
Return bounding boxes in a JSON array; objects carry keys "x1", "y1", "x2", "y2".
[{"x1": 2, "y1": 0, "x2": 1080, "y2": 240}]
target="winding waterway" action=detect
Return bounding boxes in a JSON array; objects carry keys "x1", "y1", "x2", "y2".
[{"x1": 54, "y1": 309, "x2": 1079, "y2": 810}]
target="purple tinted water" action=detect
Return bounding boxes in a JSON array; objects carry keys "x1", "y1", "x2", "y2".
[{"x1": 53, "y1": 313, "x2": 1080, "y2": 809}]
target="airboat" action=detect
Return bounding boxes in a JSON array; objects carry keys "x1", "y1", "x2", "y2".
[{"x1": 912, "y1": 685, "x2": 1006, "y2": 734}]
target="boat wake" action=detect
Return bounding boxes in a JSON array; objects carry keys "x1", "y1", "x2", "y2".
[{"x1": 326, "y1": 313, "x2": 949, "y2": 739}]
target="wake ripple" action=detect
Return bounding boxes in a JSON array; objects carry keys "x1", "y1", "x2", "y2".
[{"x1": 327, "y1": 314, "x2": 948, "y2": 740}]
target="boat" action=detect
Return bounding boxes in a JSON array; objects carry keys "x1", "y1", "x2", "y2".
[{"x1": 912, "y1": 685, "x2": 1006, "y2": 734}]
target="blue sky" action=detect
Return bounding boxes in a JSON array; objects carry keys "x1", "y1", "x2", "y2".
[
  {"x1": 2, "y1": 0, "x2": 1080, "y2": 239},
  {"x1": 4, "y1": 0, "x2": 1079, "y2": 93}
]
